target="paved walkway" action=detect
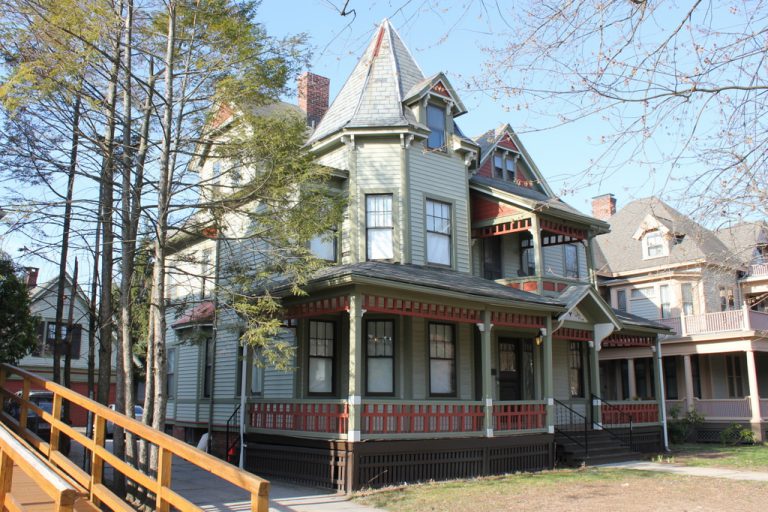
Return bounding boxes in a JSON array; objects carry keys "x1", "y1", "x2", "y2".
[
  {"x1": 173, "y1": 455, "x2": 382, "y2": 512},
  {"x1": 601, "y1": 460, "x2": 768, "y2": 482}
]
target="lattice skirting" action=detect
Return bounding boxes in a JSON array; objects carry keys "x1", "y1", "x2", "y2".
[
  {"x1": 694, "y1": 422, "x2": 767, "y2": 443},
  {"x1": 244, "y1": 433, "x2": 555, "y2": 492}
]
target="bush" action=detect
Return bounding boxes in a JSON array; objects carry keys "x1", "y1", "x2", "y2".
[
  {"x1": 720, "y1": 423, "x2": 757, "y2": 445},
  {"x1": 667, "y1": 406, "x2": 704, "y2": 444}
]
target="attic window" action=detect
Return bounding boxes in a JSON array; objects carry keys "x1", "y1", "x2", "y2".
[
  {"x1": 673, "y1": 234, "x2": 685, "y2": 245},
  {"x1": 426, "y1": 104, "x2": 446, "y2": 149},
  {"x1": 644, "y1": 231, "x2": 666, "y2": 259},
  {"x1": 493, "y1": 155, "x2": 503, "y2": 178}
]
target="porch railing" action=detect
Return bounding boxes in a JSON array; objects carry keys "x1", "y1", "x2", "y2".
[
  {"x1": 665, "y1": 399, "x2": 687, "y2": 415},
  {"x1": 761, "y1": 399, "x2": 768, "y2": 419},
  {"x1": 360, "y1": 401, "x2": 483, "y2": 435},
  {"x1": 250, "y1": 400, "x2": 348, "y2": 434},
  {"x1": 599, "y1": 400, "x2": 658, "y2": 425},
  {"x1": 493, "y1": 401, "x2": 547, "y2": 431},
  {"x1": 683, "y1": 309, "x2": 745, "y2": 335},
  {"x1": 746, "y1": 263, "x2": 768, "y2": 277},
  {"x1": 693, "y1": 398, "x2": 752, "y2": 418}
]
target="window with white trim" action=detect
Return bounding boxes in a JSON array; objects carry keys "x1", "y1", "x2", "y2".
[
  {"x1": 660, "y1": 284, "x2": 671, "y2": 318},
  {"x1": 310, "y1": 230, "x2": 337, "y2": 261},
  {"x1": 681, "y1": 283, "x2": 694, "y2": 315},
  {"x1": 309, "y1": 320, "x2": 335, "y2": 394},
  {"x1": 493, "y1": 154, "x2": 503, "y2": 179},
  {"x1": 644, "y1": 231, "x2": 665, "y2": 258},
  {"x1": 426, "y1": 199, "x2": 451, "y2": 266},
  {"x1": 564, "y1": 244, "x2": 579, "y2": 278},
  {"x1": 726, "y1": 354, "x2": 744, "y2": 397},
  {"x1": 616, "y1": 290, "x2": 627, "y2": 312},
  {"x1": 429, "y1": 323, "x2": 456, "y2": 396},
  {"x1": 366, "y1": 194, "x2": 394, "y2": 260}
]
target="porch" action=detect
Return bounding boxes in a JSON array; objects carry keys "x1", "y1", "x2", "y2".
[{"x1": 656, "y1": 307, "x2": 768, "y2": 337}]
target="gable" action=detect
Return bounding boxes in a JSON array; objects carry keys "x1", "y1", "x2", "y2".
[
  {"x1": 470, "y1": 192, "x2": 526, "y2": 223},
  {"x1": 430, "y1": 80, "x2": 452, "y2": 100},
  {"x1": 497, "y1": 134, "x2": 519, "y2": 152}
]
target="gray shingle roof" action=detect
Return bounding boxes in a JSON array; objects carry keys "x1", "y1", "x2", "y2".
[
  {"x1": 288, "y1": 261, "x2": 563, "y2": 308},
  {"x1": 470, "y1": 175, "x2": 587, "y2": 218},
  {"x1": 596, "y1": 197, "x2": 734, "y2": 275},
  {"x1": 715, "y1": 221, "x2": 768, "y2": 266},
  {"x1": 307, "y1": 19, "x2": 426, "y2": 144}
]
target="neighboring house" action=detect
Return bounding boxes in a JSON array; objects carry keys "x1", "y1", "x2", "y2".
[
  {"x1": 593, "y1": 195, "x2": 768, "y2": 441},
  {"x1": 5, "y1": 269, "x2": 115, "y2": 426},
  {"x1": 164, "y1": 19, "x2": 669, "y2": 491}
]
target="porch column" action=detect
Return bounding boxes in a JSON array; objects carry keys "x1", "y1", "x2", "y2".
[
  {"x1": 347, "y1": 294, "x2": 364, "y2": 443},
  {"x1": 627, "y1": 358, "x2": 637, "y2": 399},
  {"x1": 654, "y1": 337, "x2": 669, "y2": 450},
  {"x1": 479, "y1": 311, "x2": 494, "y2": 437},
  {"x1": 530, "y1": 215, "x2": 544, "y2": 294},
  {"x1": 683, "y1": 355, "x2": 695, "y2": 412},
  {"x1": 543, "y1": 316, "x2": 554, "y2": 433},
  {"x1": 589, "y1": 341, "x2": 601, "y2": 426},
  {"x1": 745, "y1": 349, "x2": 764, "y2": 442}
]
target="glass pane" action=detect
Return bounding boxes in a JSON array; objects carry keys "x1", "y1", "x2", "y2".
[
  {"x1": 367, "y1": 358, "x2": 393, "y2": 393},
  {"x1": 309, "y1": 358, "x2": 333, "y2": 393},
  {"x1": 430, "y1": 360, "x2": 454, "y2": 394},
  {"x1": 427, "y1": 232, "x2": 451, "y2": 265},
  {"x1": 426, "y1": 105, "x2": 445, "y2": 148},
  {"x1": 310, "y1": 233, "x2": 336, "y2": 261},
  {"x1": 368, "y1": 228, "x2": 394, "y2": 259}
]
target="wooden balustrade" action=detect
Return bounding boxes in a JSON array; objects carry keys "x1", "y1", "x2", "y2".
[
  {"x1": 250, "y1": 401, "x2": 348, "y2": 434},
  {"x1": 693, "y1": 397, "x2": 752, "y2": 418},
  {"x1": 361, "y1": 401, "x2": 483, "y2": 435},
  {"x1": 747, "y1": 263, "x2": 768, "y2": 277},
  {"x1": 600, "y1": 402, "x2": 659, "y2": 425},
  {"x1": 683, "y1": 310, "x2": 745, "y2": 335},
  {"x1": 0, "y1": 423, "x2": 80, "y2": 511},
  {"x1": 761, "y1": 399, "x2": 768, "y2": 419},
  {"x1": 0, "y1": 364, "x2": 269, "y2": 512},
  {"x1": 493, "y1": 402, "x2": 546, "y2": 431}
]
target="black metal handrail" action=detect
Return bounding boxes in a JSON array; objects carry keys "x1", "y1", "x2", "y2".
[
  {"x1": 225, "y1": 404, "x2": 241, "y2": 465},
  {"x1": 553, "y1": 399, "x2": 589, "y2": 457},
  {"x1": 591, "y1": 393, "x2": 633, "y2": 449}
]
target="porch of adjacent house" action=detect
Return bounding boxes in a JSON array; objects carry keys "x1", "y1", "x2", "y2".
[{"x1": 660, "y1": 345, "x2": 768, "y2": 442}]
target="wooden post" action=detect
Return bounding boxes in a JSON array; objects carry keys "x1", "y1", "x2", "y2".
[
  {"x1": 745, "y1": 349, "x2": 764, "y2": 442},
  {"x1": 18, "y1": 378, "x2": 31, "y2": 436},
  {"x1": 543, "y1": 316, "x2": 554, "y2": 433},
  {"x1": 156, "y1": 446, "x2": 173, "y2": 512},
  {"x1": 49, "y1": 393, "x2": 63, "y2": 456},
  {"x1": 90, "y1": 416, "x2": 105, "y2": 507},
  {"x1": 627, "y1": 358, "x2": 637, "y2": 399},
  {"x1": 479, "y1": 311, "x2": 494, "y2": 437},
  {"x1": 0, "y1": 449, "x2": 12, "y2": 507},
  {"x1": 530, "y1": 215, "x2": 544, "y2": 294},
  {"x1": 347, "y1": 294, "x2": 363, "y2": 443},
  {"x1": 683, "y1": 355, "x2": 695, "y2": 413}
]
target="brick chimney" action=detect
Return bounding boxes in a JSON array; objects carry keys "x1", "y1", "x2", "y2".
[
  {"x1": 24, "y1": 267, "x2": 39, "y2": 288},
  {"x1": 298, "y1": 72, "x2": 330, "y2": 127},
  {"x1": 592, "y1": 193, "x2": 616, "y2": 221}
]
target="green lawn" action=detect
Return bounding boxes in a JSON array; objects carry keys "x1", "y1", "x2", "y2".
[{"x1": 663, "y1": 442, "x2": 768, "y2": 471}]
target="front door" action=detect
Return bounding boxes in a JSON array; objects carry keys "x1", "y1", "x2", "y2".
[{"x1": 498, "y1": 338, "x2": 521, "y2": 401}]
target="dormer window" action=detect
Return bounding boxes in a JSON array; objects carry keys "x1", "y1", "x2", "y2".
[
  {"x1": 644, "y1": 230, "x2": 666, "y2": 258},
  {"x1": 493, "y1": 154, "x2": 503, "y2": 179},
  {"x1": 491, "y1": 150, "x2": 518, "y2": 181},
  {"x1": 426, "y1": 104, "x2": 446, "y2": 149},
  {"x1": 505, "y1": 157, "x2": 515, "y2": 181}
]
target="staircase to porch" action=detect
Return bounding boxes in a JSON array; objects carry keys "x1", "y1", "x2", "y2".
[{"x1": 554, "y1": 397, "x2": 642, "y2": 467}]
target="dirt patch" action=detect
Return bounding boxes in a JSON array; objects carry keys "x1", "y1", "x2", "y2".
[{"x1": 355, "y1": 469, "x2": 768, "y2": 511}]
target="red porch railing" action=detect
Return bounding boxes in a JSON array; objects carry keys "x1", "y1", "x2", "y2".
[
  {"x1": 493, "y1": 402, "x2": 546, "y2": 431},
  {"x1": 250, "y1": 401, "x2": 348, "y2": 434},
  {"x1": 600, "y1": 402, "x2": 659, "y2": 424},
  {"x1": 360, "y1": 401, "x2": 483, "y2": 435}
]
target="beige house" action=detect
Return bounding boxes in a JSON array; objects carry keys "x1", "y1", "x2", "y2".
[
  {"x1": 164, "y1": 20, "x2": 670, "y2": 491},
  {"x1": 594, "y1": 195, "x2": 768, "y2": 441}
]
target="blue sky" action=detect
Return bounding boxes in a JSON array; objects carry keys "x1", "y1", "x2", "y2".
[{"x1": 258, "y1": 0, "x2": 672, "y2": 216}]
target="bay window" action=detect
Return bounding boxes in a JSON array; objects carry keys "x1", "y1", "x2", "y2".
[
  {"x1": 426, "y1": 199, "x2": 452, "y2": 266},
  {"x1": 366, "y1": 194, "x2": 394, "y2": 260}
]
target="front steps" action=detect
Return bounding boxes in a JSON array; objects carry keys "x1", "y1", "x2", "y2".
[{"x1": 555, "y1": 428, "x2": 640, "y2": 466}]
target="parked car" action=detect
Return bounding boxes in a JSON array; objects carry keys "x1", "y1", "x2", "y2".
[
  {"x1": 4, "y1": 391, "x2": 54, "y2": 439},
  {"x1": 106, "y1": 404, "x2": 144, "y2": 437}
]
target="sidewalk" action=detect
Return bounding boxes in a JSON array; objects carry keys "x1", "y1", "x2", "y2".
[{"x1": 600, "y1": 460, "x2": 768, "y2": 482}]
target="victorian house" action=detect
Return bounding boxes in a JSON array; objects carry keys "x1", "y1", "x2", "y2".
[
  {"x1": 164, "y1": 20, "x2": 669, "y2": 491},
  {"x1": 593, "y1": 195, "x2": 768, "y2": 441}
]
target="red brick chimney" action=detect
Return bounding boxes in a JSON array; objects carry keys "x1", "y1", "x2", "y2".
[
  {"x1": 298, "y1": 72, "x2": 330, "y2": 127},
  {"x1": 592, "y1": 194, "x2": 616, "y2": 221},
  {"x1": 24, "y1": 267, "x2": 39, "y2": 288}
]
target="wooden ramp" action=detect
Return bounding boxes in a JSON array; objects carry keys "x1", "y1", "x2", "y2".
[{"x1": 0, "y1": 363, "x2": 270, "y2": 511}]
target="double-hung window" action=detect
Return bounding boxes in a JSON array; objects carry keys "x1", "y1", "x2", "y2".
[
  {"x1": 426, "y1": 104, "x2": 446, "y2": 149},
  {"x1": 366, "y1": 194, "x2": 394, "y2": 260},
  {"x1": 520, "y1": 237, "x2": 535, "y2": 276},
  {"x1": 493, "y1": 154, "x2": 504, "y2": 179},
  {"x1": 505, "y1": 156, "x2": 515, "y2": 181},
  {"x1": 645, "y1": 231, "x2": 664, "y2": 258},
  {"x1": 310, "y1": 230, "x2": 337, "y2": 261},
  {"x1": 681, "y1": 283, "x2": 694, "y2": 315},
  {"x1": 309, "y1": 320, "x2": 335, "y2": 394},
  {"x1": 429, "y1": 323, "x2": 456, "y2": 396},
  {"x1": 426, "y1": 199, "x2": 451, "y2": 266},
  {"x1": 726, "y1": 354, "x2": 744, "y2": 397},
  {"x1": 659, "y1": 284, "x2": 671, "y2": 318},
  {"x1": 616, "y1": 290, "x2": 627, "y2": 312},
  {"x1": 366, "y1": 320, "x2": 394, "y2": 395}
]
